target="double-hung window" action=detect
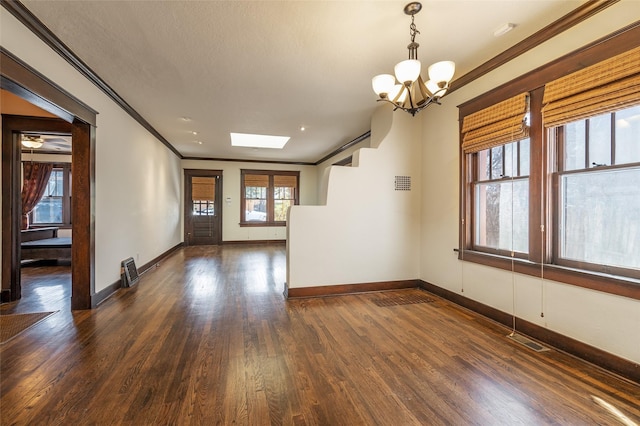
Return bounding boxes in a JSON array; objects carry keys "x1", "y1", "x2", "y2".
[
  {"x1": 462, "y1": 93, "x2": 530, "y2": 257},
  {"x1": 30, "y1": 164, "x2": 71, "y2": 226},
  {"x1": 459, "y1": 43, "x2": 640, "y2": 295},
  {"x1": 552, "y1": 106, "x2": 640, "y2": 278},
  {"x1": 240, "y1": 170, "x2": 299, "y2": 226},
  {"x1": 473, "y1": 139, "x2": 530, "y2": 255}
]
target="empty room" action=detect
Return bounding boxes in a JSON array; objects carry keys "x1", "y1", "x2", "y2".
[{"x1": 1, "y1": 0, "x2": 639, "y2": 424}]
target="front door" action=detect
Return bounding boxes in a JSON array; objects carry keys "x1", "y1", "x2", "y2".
[{"x1": 184, "y1": 169, "x2": 222, "y2": 245}]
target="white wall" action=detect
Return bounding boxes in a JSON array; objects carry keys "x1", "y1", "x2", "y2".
[
  {"x1": 287, "y1": 105, "x2": 421, "y2": 288},
  {"x1": 181, "y1": 159, "x2": 318, "y2": 241},
  {"x1": 315, "y1": 136, "x2": 371, "y2": 203},
  {"x1": 419, "y1": 0, "x2": 640, "y2": 363},
  {"x1": 1, "y1": 9, "x2": 183, "y2": 293}
]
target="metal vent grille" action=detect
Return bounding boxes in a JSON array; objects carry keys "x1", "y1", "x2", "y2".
[
  {"x1": 508, "y1": 333, "x2": 550, "y2": 352},
  {"x1": 395, "y1": 176, "x2": 411, "y2": 191},
  {"x1": 121, "y1": 257, "x2": 140, "y2": 287},
  {"x1": 373, "y1": 293, "x2": 435, "y2": 307}
]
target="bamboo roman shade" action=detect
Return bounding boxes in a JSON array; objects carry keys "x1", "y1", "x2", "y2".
[
  {"x1": 191, "y1": 177, "x2": 215, "y2": 201},
  {"x1": 274, "y1": 175, "x2": 297, "y2": 188},
  {"x1": 461, "y1": 93, "x2": 529, "y2": 154},
  {"x1": 244, "y1": 174, "x2": 269, "y2": 187},
  {"x1": 542, "y1": 46, "x2": 640, "y2": 128}
]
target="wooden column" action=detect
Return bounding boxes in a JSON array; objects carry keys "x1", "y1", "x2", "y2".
[{"x1": 71, "y1": 119, "x2": 95, "y2": 309}]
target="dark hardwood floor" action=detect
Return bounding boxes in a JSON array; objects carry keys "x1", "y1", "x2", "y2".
[
  {"x1": 1, "y1": 261, "x2": 71, "y2": 315},
  {"x1": 1, "y1": 244, "x2": 639, "y2": 425}
]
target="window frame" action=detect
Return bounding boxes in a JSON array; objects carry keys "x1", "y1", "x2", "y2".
[
  {"x1": 458, "y1": 28, "x2": 640, "y2": 301},
  {"x1": 551, "y1": 117, "x2": 640, "y2": 280},
  {"x1": 240, "y1": 169, "x2": 300, "y2": 227},
  {"x1": 470, "y1": 140, "x2": 531, "y2": 258},
  {"x1": 28, "y1": 162, "x2": 72, "y2": 228}
]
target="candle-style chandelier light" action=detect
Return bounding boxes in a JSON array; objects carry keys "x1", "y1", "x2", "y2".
[{"x1": 372, "y1": 2, "x2": 455, "y2": 116}]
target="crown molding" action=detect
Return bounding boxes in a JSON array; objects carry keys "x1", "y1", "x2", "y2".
[
  {"x1": 181, "y1": 156, "x2": 315, "y2": 166},
  {"x1": 448, "y1": 0, "x2": 620, "y2": 94},
  {"x1": 1, "y1": 0, "x2": 182, "y2": 158},
  {"x1": 2, "y1": 0, "x2": 620, "y2": 165}
]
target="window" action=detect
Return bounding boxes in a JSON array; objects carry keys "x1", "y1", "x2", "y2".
[
  {"x1": 240, "y1": 170, "x2": 299, "y2": 226},
  {"x1": 30, "y1": 164, "x2": 71, "y2": 226},
  {"x1": 191, "y1": 177, "x2": 216, "y2": 216},
  {"x1": 473, "y1": 139, "x2": 530, "y2": 255},
  {"x1": 554, "y1": 106, "x2": 640, "y2": 277},
  {"x1": 459, "y1": 42, "x2": 640, "y2": 297}
]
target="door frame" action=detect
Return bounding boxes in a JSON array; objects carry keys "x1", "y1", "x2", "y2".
[
  {"x1": 184, "y1": 169, "x2": 223, "y2": 246},
  {"x1": 1, "y1": 49, "x2": 96, "y2": 309}
]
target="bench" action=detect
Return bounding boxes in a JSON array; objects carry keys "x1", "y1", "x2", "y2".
[{"x1": 21, "y1": 227, "x2": 72, "y2": 262}]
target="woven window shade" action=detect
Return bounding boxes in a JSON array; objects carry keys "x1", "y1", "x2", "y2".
[
  {"x1": 244, "y1": 174, "x2": 269, "y2": 187},
  {"x1": 543, "y1": 46, "x2": 640, "y2": 128},
  {"x1": 461, "y1": 93, "x2": 529, "y2": 154},
  {"x1": 274, "y1": 175, "x2": 297, "y2": 188},
  {"x1": 191, "y1": 177, "x2": 215, "y2": 201}
]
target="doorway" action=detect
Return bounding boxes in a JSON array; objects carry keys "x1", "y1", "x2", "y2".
[
  {"x1": 184, "y1": 169, "x2": 222, "y2": 245},
  {"x1": 2, "y1": 50, "x2": 96, "y2": 309}
]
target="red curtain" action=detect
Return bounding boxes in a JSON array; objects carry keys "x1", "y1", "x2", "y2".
[{"x1": 21, "y1": 162, "x2": 53, "y2": 229}]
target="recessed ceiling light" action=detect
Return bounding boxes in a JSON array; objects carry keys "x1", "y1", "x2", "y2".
[
  {"x1": 230, "y1": 133, "x2": 290, "y2": 149},
  {"x1": 181, "y1": 117, "x2": 192, "y2": 122},
  {"x1": 300, "y1": 126, "x2": 306, "y2": 131},
  {"x1": 192, "y1": 131, "x2": 198, "y2": 135},
  {"x1": 195, "y1": 140, "x2": 203, "y2": 145},
  {"x1": 494, "y1": 23, "x2": 516, "y2": 37}
]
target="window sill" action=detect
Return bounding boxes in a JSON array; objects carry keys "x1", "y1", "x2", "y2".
[
  {"x1": 29, "y1": 224, "x2": 71, "y2": 230},
  {"x1": 239, "y1": 222, "x2": 286, "y2": 228},
  {"x1": 459, "y1": 250, "x2": 640, "y2": 300}
]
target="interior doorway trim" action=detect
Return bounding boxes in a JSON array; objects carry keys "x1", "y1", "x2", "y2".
[
  {"x1": 1, "y1": 53, "x2": 96, "y2": 309},
  {"x1": 1, "y1": 48, "x2": 96, "y2": 126},
  {"x1": 184, "y1": 169, "x2": 223, "y2": 246}
]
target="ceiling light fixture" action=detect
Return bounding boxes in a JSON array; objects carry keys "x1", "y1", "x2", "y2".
[
  {"x1": 21, "y1": 135, "x2": 44, "y2": 149},
  {"x1": 372, "y1": 2, "x2": 455, "y2": 116},
  {"x1": 494, "y1": 23, "x2": 516, "y2": 37}
]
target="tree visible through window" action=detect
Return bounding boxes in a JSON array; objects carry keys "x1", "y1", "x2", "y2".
[{"x1": 241, "y1": 170, "x2": 299, "y2": 226}]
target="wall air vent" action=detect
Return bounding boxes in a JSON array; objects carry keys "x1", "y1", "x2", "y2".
[
  {"x1": 395, "y1": 176, "x2": 411, "y2": 191},
  {"x1": 121, "y1": 257, "x2": 140, "y2": 287}
]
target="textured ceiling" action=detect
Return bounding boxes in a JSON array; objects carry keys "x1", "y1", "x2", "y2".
[{"x1": 21, "y1": 0, "x2": 582, "y2": 163}]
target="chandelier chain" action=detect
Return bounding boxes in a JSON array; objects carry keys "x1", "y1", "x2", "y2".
[{"x1": 409, "y1": 15, "x2": 419, "y2": 43}]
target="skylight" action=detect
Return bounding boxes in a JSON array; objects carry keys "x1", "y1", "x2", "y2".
[{"x1": 230, "y1": 133, "x2": 290, "y2": 149}]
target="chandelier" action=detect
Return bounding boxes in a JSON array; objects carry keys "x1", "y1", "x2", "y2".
[{"x1": 372, "y1": 2, "x2": 455, "y2": 116}]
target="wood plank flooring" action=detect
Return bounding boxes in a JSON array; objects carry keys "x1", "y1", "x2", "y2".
[{"x1": 1, "y1": 244, "x2": 639, "y2": 425}]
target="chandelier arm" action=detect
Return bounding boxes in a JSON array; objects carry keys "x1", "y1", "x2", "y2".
[
  {"x1": 416, "y1": 77, "x2": 430, "y2": 102},
  {"x1": 406, "y1": 85, "x2": 416, "y2": 110},
  {"x1": 376, "y1": 87, "x2": 444, "y2": 116}
]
